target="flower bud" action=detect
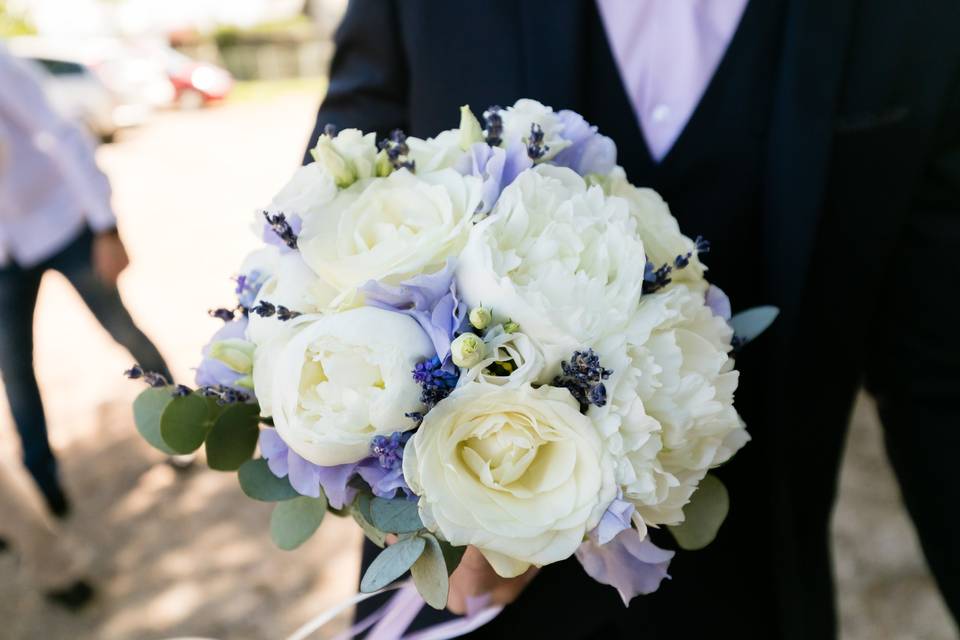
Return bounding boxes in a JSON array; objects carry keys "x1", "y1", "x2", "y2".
[
  {"x1": 311, "y1": 137, "x2": 354, "y2": 187},
  {"x1": 468, "y1": 306, "x2": 493, "y2": 331},
  {"x1": 503, "y1": 320, "x2": 520, "y2": 334},
  {"x1": 459, "y1": 105, "x2": 483, "y2": 150},
  {"x1": 209, "y1": 338, "x2": 256, "y2": 374},
  {"x1": 450, "y1": 333, "x2": 486, "y2": 368}
]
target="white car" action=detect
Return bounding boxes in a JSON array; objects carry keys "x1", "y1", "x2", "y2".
[{"x1": 24, "y1": 56, "x2": 124, "y2": 140}]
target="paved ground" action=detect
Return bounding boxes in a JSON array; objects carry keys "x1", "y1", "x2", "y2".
[{"x1": 0, "y1": 89, "x2": 955, "y2": 640}]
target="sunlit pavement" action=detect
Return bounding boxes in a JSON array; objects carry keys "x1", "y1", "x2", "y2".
[{"x1": 0, "y1": 90, "x2": 954, "y2": 640}]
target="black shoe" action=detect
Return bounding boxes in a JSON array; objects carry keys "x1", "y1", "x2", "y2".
[
  {"x1": 43, "y1": 485, "x2": 71, "y2": 519},
  {"x1": 0, "y1": 538, "x2": 8, "y2": 553},
  {"x1": 45, "y1": 579, "x2": 95, "y2": 611}
]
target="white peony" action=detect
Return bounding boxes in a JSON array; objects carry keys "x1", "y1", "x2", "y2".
[
  {"x1": 457, "y1": 165, "x2": 647, "y2": 377},
  {"x1": 403, "y1": 383, "x2": 616, "y2": 578},
  {"x1": 603, "y1": 168, "x2": 705, "y2": 282},
  {"x1": 499, "y1": 99, "x2": 570, "y2": 161},
  {"x1": 255, "y1": 307, "x2": 434, "y2": 466},
  {"x1": 598, "y1": 284, "x2": 747, "y2": 526},
  {"x1": 457, "y1": 326, "x2": 545, "y2": 388},
  {"x1": 297, "y1": 168, "x2": 482, "y2": 300}
]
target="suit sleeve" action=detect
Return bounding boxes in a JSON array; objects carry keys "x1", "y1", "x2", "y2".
[
  {"x1": 863, "y1": 68, "x2": 960, "y2": 617},
  {"x1": 302, "y1": 0, "x2": 410, "y2": 163}
]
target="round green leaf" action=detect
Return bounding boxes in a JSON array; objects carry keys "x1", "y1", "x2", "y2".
[
  {"x1": 360, "y1": 535, "x2": 426, "y2": 593},
  {"x1": 270, "y1": 495, "x2": 327, "y2": 550},
  {"x1": 238, "y1": 458, "x2": 299, "y2": 502},
  {"x1": 370, "y1": 496, "x2": 424, "y2": 534},
  {"x1": 351, "y1": 493, "x2": 387, "y2": 548},
  {"x1": 160, "y1": 393, "x2": 213, "y2": 454},
  {"x1": 668, "y1": 474, "x2": 730, "y2": 550},
  {"x1": 411, "y1": 533, "x2": 449, "y2": 609},
  {"x1": 205, "y1": 403, "x2": 260, "y2": 471},
  {"x1": 133, "y1": 387, "x2": 176, "y2": 455}
]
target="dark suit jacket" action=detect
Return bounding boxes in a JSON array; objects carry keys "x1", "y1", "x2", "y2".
[{"x1": 305, "y1": 2, "x2": 960, "y2": 638}]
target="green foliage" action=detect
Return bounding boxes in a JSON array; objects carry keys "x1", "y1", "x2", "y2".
[
  {"x1": 369, "y1": 496, "x2": 424, "y2": 534},
  {"x1": 238, "y1": 458, "x2": 300, "y2": 502},
  {"x1": 205, "y1": 403, "x2": 260, "y2": 471},
  {"x1": 360, "y1": 535, "x2": 426, "y2": 593},
  {"x1": 133, "y1": 387, "x2": 176, "y2": 455},
  {"x1": 351, "y1": 493, "x2": 387, "y2": 548},
  {"x1": 160, "y1": 393, "x2": 217, "y2": 454},
  {"x1": 270, "y1": 494, "x2": 327, "y2": 551},
  {"x1": 410, "y1": 533, "x2": 449, "y2": 609},
  {"x1": 668, "y1": 474, "x2": 730, "y2": 550}
]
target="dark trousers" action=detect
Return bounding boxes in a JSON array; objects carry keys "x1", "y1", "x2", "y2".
[{"x1": 0, "y1": 228, "x2": 170, "y2": 499}]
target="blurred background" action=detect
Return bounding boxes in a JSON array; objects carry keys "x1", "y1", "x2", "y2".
[{"x1": 0, "y1": 1, "x2": 956, "y2": 638}]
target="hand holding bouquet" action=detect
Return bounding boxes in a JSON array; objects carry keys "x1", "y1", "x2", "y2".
[{"x1": 128, "y1": 99, "x2": 776, "y2": 617}]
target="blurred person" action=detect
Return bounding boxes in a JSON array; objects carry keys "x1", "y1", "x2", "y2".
[
  {"x1": 0, "y1": 455, "x2": 95, "y2": 611},
  {"x1": 306, "y1": 1, "x2": 960, "y2": 639},
  {"x1": 0, "y1": 43, "x2": 172, "y2": 517}
]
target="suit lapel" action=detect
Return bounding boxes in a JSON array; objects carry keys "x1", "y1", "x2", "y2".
[
  {"x1": 517, "y1": 0, "x2": 585, "y2": 112},
  {"x1": 765, "y1": 0, "x2": 858, "y2": 321}
]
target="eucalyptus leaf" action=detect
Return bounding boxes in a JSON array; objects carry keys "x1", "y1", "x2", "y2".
[
  {"x1": 238, "y1": 458, "x2": 299, "y2": 502},
  {"x1": 205, "y1": 403, "x2": 260, "y2": 471},
  {"x1": 668, "y1": 474, "x2": 730, "y2": 550},
  {"x1": 369, "y1": 497, "x2": 423, "y2": 534},
  {"x1": 437, "y1": 538, "x2": 467, "y2": 575},
  {"x1": 133, "y1": 387, "x2": 176, "y2": 455},
  {"x1": 360, "y1": 535, "x2": 426, "y2": 593},
  {"x1": 352, "y1": 494, "x2": 386, "y2": 548},
  {"x1": 411, "y1": 533, "x2": 449, "y2": 609},
  {"x1": 160, "y1": 393, "x2": 213, "y2": 454},
  {"x1": 270, "y1": 495, "x2": 327, "y2": 551},
  {"x1": 729, "y1": 306, "x2": 779, "y2": 347}
]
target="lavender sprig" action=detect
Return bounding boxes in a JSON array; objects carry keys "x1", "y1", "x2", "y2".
[
  {"x1": 125, "y1": 364, "x2": 169, "y2": 388},
  {"x1": 642, "y1": 236, "x2": 711, "y2": 295},
  {"x1": 198, "y1": 384, "x2": 250, "y2": 405},
  {"x1": 553, "y1": 349, "x2": 612, "y2": 412},
  {"x1": 251, "y1": 300, "x2": 301, "y2": 321},
  {"x1": 262, "y1": 211, "x2": 299, "y2": 250},
  {"x1": 378, "y1": 129, "x2": 415, "y2": 171},
  {"x1": 370, "y1": 432, "x2": 411, "y2": 471},
  {"x1": 526, "y1": 123, "x2": 549, "y2": 160},
  {"x1": 482, "y1": 106, "x2": 504, "y2": 146}
]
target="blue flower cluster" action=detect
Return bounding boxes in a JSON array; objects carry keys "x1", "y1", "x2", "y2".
[
  {"x1": 371, "y1": 431, "x2": 411, "y2": 471},
  {"x1": 412, "y1": 356, "x2": 459, "y2": 407}
]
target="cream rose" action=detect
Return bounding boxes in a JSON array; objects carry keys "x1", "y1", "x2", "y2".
[
  {"x1": 403, "y1": 383, "x2": 616, "y2": 578},
  {"x1": 297, "y1": 168, "x2": 482, "y2": 300},
  {"x1": 265, "y1": 162, "x2": 338, "y2": 220},
  {"x1": 256, "y1": 307, "x2": 434, "y2": 466},
  {"x1": 457, "y1": 165, "x2": 647, "y2": 377}
]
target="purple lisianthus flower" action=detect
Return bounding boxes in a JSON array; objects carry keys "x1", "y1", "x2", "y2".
[
  {"x1": 596, "y1": 493, "x2": 635, "y2": 545},
  {"x1": 195, "y1": 317, "x2": 252, "y2": 394},
  {"x1": 705, "y1": 284, "x2": 732, "y2": 321},
  {"x1": 258, "y1": 429, "x2": 358, "y2": 509},
  {"x1": 552, "y1": 110, "x2": 617, "y2": 176},
  {"x1": 454, "y1": 141, "x2": 532, "y2": 214},
  {"x1": 575, "y1": 528, "x2": 674, "y2": 605},
  {"x1": 360, "y1": 258, "x2": 467, "y2": 363},
  {"x1": 262, "y1": 213, "x2": 302, "y2": 252}
]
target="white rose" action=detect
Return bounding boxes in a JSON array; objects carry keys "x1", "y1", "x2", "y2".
[
  {"x1": 404, "y1": 383, "x2": 616, "y2": 577},
  {"x1": 612, "y1": 284, "x2": 747, "y2": 526},
  {"x1": 499, "y1": 99, "x2": 570, "y2": 160},
  {"x1": 266, "y1": 162, "x2": 338, "y2": 220},
  {"x1": 245, "y1": 252, "x2": 338, "y2": 346},
  {"x1": 310, "y1": 128, "x2": 380, "y2": 187},
  {"x1": 257, "y1": 307, "x2": 434, "y2": 466},
  {"x1": 457, "y1": 165, "x2": 647, "y2": 377},
  {"x1": 604, "y1": 168, "x2": 705, "y2": 282},
  {"x1": 457, "y1": 326, "x2": 544, "y2": 388},
  {"x1": 298, "y1": 168, "x2": 482, "y2": 299},
  {"x1": 450, "y1": 332, "x2": 485, "y2": 368}
]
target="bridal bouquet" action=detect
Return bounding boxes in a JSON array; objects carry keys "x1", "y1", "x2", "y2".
[{"x1": 128, "y1": 99, "x2": 776, "y2": 613}]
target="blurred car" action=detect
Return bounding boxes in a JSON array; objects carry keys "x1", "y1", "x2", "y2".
[{"x1": 163, "y1": 49, "x2": 233, "y2": 109}]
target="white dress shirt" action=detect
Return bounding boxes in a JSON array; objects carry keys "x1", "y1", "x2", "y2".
[{"x1": 0, "y1": 43, "x2": 116, "y2": 268}]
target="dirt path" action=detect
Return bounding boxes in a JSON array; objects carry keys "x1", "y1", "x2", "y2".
[{"x1": 0, "y1": 91, "x2": 954, "y2": 640}]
